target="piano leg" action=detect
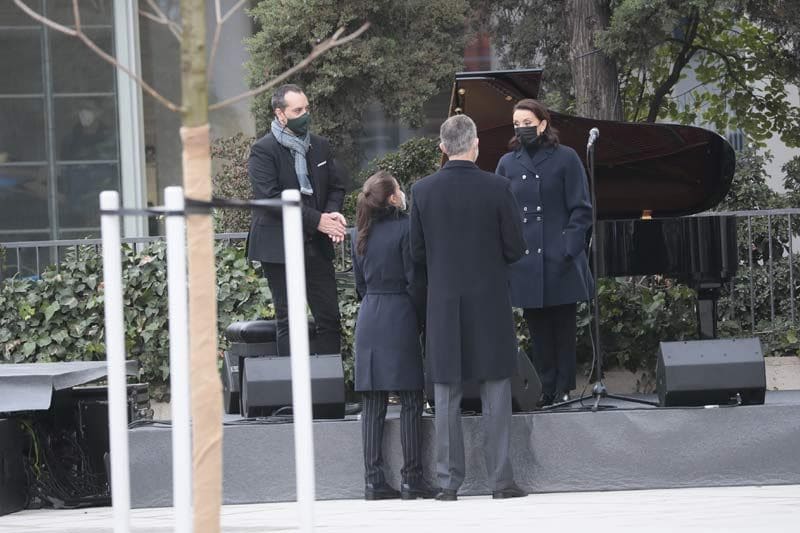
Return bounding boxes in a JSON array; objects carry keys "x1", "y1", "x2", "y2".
[{"x1": 696, "y1": 287, "x2": 719, "y2": 339}]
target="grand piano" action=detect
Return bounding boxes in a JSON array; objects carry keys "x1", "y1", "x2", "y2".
[{"x1": 448, "y1": 69, "x2": 738, "y2": 339}]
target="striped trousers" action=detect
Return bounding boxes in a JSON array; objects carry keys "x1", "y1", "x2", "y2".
[{"x1": 361, "y1": 390, "x2": 424, "y2": 485}]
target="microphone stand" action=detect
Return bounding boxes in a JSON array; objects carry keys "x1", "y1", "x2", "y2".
[{"x1": 546, "y1": 129, "x2": 658, "y2": 412}]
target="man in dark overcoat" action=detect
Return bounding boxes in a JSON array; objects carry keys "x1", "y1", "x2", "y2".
[
  {"x1": 409, "y1": 114, "x2": 527, "y2": 500},
  {"x1": 247, "y1": 84, "x2": 347, "y2": 355}
]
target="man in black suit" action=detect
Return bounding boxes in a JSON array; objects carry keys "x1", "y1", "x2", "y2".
[
  {"x1": 247, "y1": 84, "x2": 347, "y2": 356},
  {"x1": 410, "y1": 114, "x2": 528, "y2": 501}
]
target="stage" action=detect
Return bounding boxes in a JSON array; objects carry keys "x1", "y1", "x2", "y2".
[{"x1": 128, "y1": 390, "x2": 800, "y2": 508}]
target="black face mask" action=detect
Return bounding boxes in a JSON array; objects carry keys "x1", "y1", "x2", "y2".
[
  {"x1": 285, "y1": 112, "x2": 310, "y2": 137},
  {"x1": 515, "y1": 126, "x2": 540, "y2": 147}
]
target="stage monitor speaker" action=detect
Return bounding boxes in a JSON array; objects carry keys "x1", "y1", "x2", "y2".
[
  {"x1": 222, "y1": 350, "x2": 241, "y2": 415},
  {"x1": 240, "y1": 354, "x2": 345, "y2": 419},
  {"x1": 657, "y1": 338, "x2": 766, "y2": 407},
  {"x1": 0, "y1": 419, "x2": 26, "y2": 516},
  {"x1": 425, "y1": 348, "x2": 542, "y2": 413}
]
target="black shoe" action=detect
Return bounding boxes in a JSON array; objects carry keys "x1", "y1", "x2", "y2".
[
  {"x1": 434, "y1": 488, "x2": 458, "y2": 501},
  {"x1": 401, "y1": 478, "x2": 437, "y2": 500},
  {"x1": 364, "y1": 481, "x2": 400, "y2": 500},
  {"x1": 536, "y1": 393, "x2": 555, "y2": 408},
  {"x1": 492, "y1": 484, "x2": 527, "y2": 499}
]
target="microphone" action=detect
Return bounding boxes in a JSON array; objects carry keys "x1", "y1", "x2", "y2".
[{"x1": 587, "y1": 127, "x2": 600, "y2": 149}]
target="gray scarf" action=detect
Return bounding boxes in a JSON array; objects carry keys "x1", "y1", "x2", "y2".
[{"x1": 271, "y1": 118, "x2": 313, "y2": 196}]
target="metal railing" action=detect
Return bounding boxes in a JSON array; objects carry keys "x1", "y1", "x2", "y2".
[
  {"x1": 2, "y1": 209, "x2": 798, "y2": 337},
  {"x1": 0, "y1": 231, "x2": 354, "y2": 280},
  {"x1": 693, "y1": 208, "x2": 799, "y2": 336}
]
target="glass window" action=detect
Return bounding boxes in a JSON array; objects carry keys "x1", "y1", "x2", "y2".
[
  {"x1": 0, "y1": 165, "x2": 49, "y2": 230},
  {"x1": 46, "y1": 0, "x2": 114, "y2": 26},
  {"x1": 139, "y1": 10, "x2": 183, "y2": 207},
  {"x1": 57, "y1": 162, "x2": 119, "y2": 236},
  {"x1": 0, "y1": 29, "x2": 43, "y2": 93},
  {"x1": 0, "y1": 0, "x2": 42, "y2": 26},
  {"x1": 0, "y1": 98, "x2": 47, "y2": 162},
  {"x1": 54, "y1": 96, "x2": 117, "y2": 161},
  {"x1": 50, "y1": 28, "x2": 114, "y2": 93}
]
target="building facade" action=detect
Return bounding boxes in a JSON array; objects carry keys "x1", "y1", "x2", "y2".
[{"x1": 0, "y1": 0, "x2": 256, "y2": 249}]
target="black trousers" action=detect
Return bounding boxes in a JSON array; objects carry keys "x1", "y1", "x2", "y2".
[
  {"x1": 261, "y1": 247, "x2": 341, "y2": 356},
  {"x1": 524, "y1": 303, "x2": 578, "y2": 396},
  {"x1": 361, "y1": 390, "x2": 424, "y2": 485}
]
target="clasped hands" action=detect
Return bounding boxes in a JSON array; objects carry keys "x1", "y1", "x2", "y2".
[{"x1": 318, "y1": 212, "x2": 347, "y2": 243}]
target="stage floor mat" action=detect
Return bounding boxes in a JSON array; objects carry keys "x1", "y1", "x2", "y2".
[{"x1": 129, "y1": 391, "x2": 800, "y2": 508}]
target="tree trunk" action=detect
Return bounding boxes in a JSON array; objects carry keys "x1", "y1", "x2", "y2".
[
  {"x1": 565, "y1": 0, "x2": 622, "y2": 120},
  {"x1": 179, "y1": 1, "x2": 221, "y2": 532}
]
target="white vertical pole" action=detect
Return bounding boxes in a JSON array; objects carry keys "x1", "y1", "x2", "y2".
[
  {"x1": 281, "y1": 189, "x2": 315, "y2": 532},
  {"x1": 165, "y1": 187, "x2": 193, "y2": 533},
  {"x1": 100, "y1": 191, "x2": 131, "y2": 533}
]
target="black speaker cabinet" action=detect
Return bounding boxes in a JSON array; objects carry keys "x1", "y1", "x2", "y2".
[
  {"x1": 222, "y1": 350, "x2": 243, "y2": 415},
  {"x1": 71, "y1": 384, "x2": 152, "y2": 484},
  {"x1": 0, "y1": 419, "x2": 26, "y2": 516},
  {"x1": 240, "y1": 354, "x2": 345, "y2": 419},
  {"x1": 223, "y1": 319, "x2": 323, "y2": 414},
  {"x1": 657, "y1": 338, "x2": 766, "y2": 407},
  {"x1": 224, "y1": 341, "x2": 280, "y2": 415},
  {"x1": 425, "y1": 349, "x2": 542, "y2": 412}
]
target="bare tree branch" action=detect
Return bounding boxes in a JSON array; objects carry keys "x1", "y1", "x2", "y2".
[
  {"x1": 140, "y1": 0, "x2": 182, "y2": 42},
  {"x1": 71, "y1": 0, "x2": 81, "y2": 32},
  {"x1": 14, "y1": 0, "x2": 78, "y2": 36},
  {"x1": 208, "y1": 0, "x2": 249, "y2": 82},
  {"x1": 209, "y1": 21, "x2": 371, "y2": 111},
  {"x1": 14, "y1": 0, "x2": 182, "y2": 113}
]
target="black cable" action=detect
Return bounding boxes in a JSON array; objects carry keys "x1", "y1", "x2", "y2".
[
  {"x1": 98, "y1": 196, "x2": 302, "y2": 218},
  {"x1": 270, "y1": 405, "x2": 293, "y2": 417},
  {"x1": 185, "y1": 196, "x2": 300, "y2": 212},
  {"x1": 224, "y1": 417, "x2": 294, "y2": 426},
  {"x1": 22, "y1": 418, "x2": 108, "y2": 508}
]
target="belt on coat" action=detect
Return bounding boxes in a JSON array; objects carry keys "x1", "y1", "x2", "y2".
[{"x1": 365, "y1": 288, "x2": 406, "y2": 295}]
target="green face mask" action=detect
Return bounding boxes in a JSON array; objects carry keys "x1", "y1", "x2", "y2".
[{"x1": 285, "y1": 112, "x2": 310, "y2": 137}]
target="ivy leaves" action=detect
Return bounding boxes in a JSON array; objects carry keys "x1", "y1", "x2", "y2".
[{"x1": 0, "y1": 242, "x2": 272, "y2": 401}]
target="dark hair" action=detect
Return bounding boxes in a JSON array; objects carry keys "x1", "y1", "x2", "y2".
[
  {"x1": 508, "y1": 98, "x2": 559, "y2": 150},
  {"x1": 356, "y1": 171, "x2": 399, "y2": 256},
  {"x1": 271, "y1": 84, "x2": 304, "y2": 111}
]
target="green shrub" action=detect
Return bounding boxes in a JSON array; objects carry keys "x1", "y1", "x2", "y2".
[
  {"x1": 357, "y1": 136, "x2": 441, "y2": 190},
  {"x1": 0, "y1": 241, "x2": 271, "y2": 401},
  {"x1": 212, "y1": 133, "x2": 255, "y2": 234}
]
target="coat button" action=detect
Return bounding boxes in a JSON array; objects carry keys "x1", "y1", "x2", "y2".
[
  {"x1": 525, "y1": 249, "x2": 530, "y2": 255},
  {"x1": 536, "y1": 216, "x2": 542, "y2": 221},
  {"x1": 536, "y1": 206, "x2": 542, "y2": 211},
  {"x1": 523, "y1": 206, "x2": 528, "y2": 212},
  {"x1": 523, "y1": 217, "x2": 528, "y2": 223},
  {"x1": 535, "y1": 174, "x2": 540, "y2": 179},
  {"x1": 522, "y1": 174, "x2": 527, "y2": 179},
  {"x1": 537, "y1": 248, "x2": 542, "y2": 253}
]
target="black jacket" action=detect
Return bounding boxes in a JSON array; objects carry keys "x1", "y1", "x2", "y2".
[
  {"x1": 409, "y1": 160, "x2": 526, "y2": 384},
  {"x1": 246, "y1": 132, "x2": 346, "y2": 263}
]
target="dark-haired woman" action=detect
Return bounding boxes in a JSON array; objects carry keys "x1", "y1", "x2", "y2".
[
  {"x1": 495, "y1": 99, "x2": 594, "y2": 407},
  {"x1": 352, "y1": 171, "x2": 434, "y2": 500}
]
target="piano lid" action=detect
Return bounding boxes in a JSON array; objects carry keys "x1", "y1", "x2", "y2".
[{"x1": 449, "y1": 69, "x2": 736, "y2": 219}]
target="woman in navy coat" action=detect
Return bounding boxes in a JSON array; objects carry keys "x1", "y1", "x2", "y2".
[
  {"x1": 496, "y1": 99, "x2": 594, "y2": 406},
  {"x1": 352, "y1": 171, "x2": 433, "y2": 500}
]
